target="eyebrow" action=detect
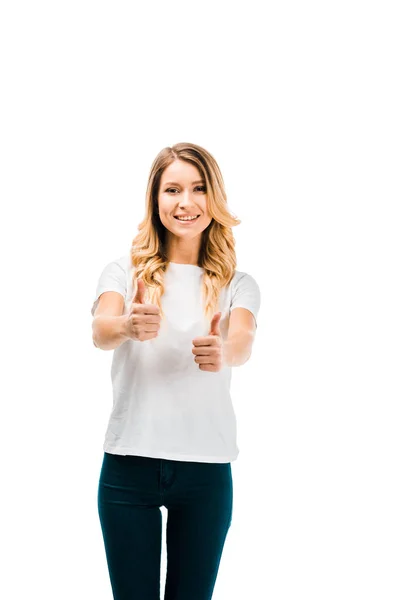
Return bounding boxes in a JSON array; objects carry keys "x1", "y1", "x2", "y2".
[{"x1": 163, "y1": 180, "x2": 205, "y2": 186}]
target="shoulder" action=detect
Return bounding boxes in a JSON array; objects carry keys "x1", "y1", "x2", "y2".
[
  {"x1": 115, "y1": 253, "x2": 130, "y2": 271},
  {"x1": 231, "y1": 269, "x2": 260, "y2": 290},
  {"x1": 230, "y1": 269, "x2": 261, "y2": 305},
  {"x1": 103, "y1": 253, "x2": 132, "y2": 277},
  {"x1": 95, "y1": 253, "x2": 133, "y2": 288}
]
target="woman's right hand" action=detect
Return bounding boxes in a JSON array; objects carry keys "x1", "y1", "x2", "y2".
[{"x1": 124, "y1": 279, "x2": 161, "y2": 341}]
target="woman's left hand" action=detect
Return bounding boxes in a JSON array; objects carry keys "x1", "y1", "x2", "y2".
[{"x1": 192, "y1": 312, "x2": 223, "y2": 372}]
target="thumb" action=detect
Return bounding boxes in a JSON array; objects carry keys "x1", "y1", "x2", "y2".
[
  {"x1": 209, "y1": 312, "x2": 222, "y2": 336},
  {"x1": 133, "y1": 278, "x2": 145, "y2": 304}
]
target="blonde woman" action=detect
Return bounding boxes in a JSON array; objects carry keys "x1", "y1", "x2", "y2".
[{"x1": 91, "y1": 142, "x2": 261, "y2": 600}]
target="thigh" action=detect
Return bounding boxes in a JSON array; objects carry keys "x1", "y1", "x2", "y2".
[
  {"x1": 97, "y1": 452, "x2": 163, "y2": 600},
  {"x1": 164, "y1": 462, "x2": 233, "y2": 600}
]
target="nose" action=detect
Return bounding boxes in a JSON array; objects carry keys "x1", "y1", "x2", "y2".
[{"x1": 178, "y1": 190, "x2": 196, "y2": 208}]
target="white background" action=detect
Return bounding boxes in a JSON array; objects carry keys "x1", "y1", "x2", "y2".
[{"x1": 1, "y1": 1, "x2": 399, "y2": 599}]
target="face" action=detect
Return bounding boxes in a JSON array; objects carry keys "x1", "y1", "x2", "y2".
[{"x1": 157, "y1": 160, "x2": 212, "y2": 238}]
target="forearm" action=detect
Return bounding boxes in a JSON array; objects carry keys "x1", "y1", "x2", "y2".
[
  {"x1": 222, "y1": 331, "x2": 255, "y2": 367},
  {"x1": 92, "y1": 315, "x2": 130, "y2": 351}
]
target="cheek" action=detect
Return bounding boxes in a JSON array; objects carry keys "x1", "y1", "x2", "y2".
[
  {"x1": 158, "y1": 201, "x2": 173, "y2": 218},
  {"x1": 199, "y1": 199, "x2": 209, "y2": 214}
]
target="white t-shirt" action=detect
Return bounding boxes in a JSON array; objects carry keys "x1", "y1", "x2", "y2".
[{"x1": 91, "y1": 253, "x2": 261, "y2": 463}]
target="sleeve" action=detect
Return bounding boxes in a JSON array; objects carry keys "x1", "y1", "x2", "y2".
[
  {"x1": 230, "y1": 272, "x2": 261, "y2": 328},
  {"x1": 91, "y1": 259, "x2": 127, "y2": 317}
]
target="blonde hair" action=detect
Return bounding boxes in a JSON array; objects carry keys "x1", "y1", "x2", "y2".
[{"x1": 130, "y1": 142, "x2": 241, "y2": 322}]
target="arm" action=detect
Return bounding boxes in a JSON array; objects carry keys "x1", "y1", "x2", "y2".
[
  {"x1": 222, "y1": 307, "x2": 257, "y2": 367},
  {"x1": 92, "y1": 314, "x2": 130, "y2": 351},
  {"x1": 92, "y1": 291, "x2": 129, "y2": 351}
]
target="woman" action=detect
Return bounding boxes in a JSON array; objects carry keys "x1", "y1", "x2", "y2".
[{"x1": 91, "y1": 142, "x2": 261, "y2": 600}]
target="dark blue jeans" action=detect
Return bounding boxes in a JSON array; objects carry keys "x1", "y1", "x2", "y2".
[{"x1": 97, "y1": 451, "x2": 233, "y2": 600}]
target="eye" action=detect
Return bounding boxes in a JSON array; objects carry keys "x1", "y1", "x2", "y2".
[{"x1": 165, "y1": 186, "x2": 206, "y2": 194}]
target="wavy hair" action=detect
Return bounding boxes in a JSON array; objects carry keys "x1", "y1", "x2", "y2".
[{"x1": 130, "y1": 142, "x2": 241, "y2": 322}]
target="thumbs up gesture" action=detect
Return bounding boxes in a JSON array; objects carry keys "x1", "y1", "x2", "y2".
[
  {"x1": 192, "y1": 312, "x2": 224, "y2": 372},
  {"x1": 124, "y1": 279, "x2": 161, "y2": 342}
]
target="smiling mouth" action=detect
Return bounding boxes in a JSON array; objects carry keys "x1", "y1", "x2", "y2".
[{"x1": 174, "y1": 215, "x2": 201, "y2": 221}]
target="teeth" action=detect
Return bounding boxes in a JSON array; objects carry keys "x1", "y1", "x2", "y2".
[{"x1": 176, "y1": 215, "x2": 198, "y2": 221}]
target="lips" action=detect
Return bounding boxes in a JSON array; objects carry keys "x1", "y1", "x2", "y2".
[
  {"x1": 174, "y1": 215, "x2": 200, "y2": 220},
  {"x1": 174, "y1": 215, "x2": 200, "y2": 218}
]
